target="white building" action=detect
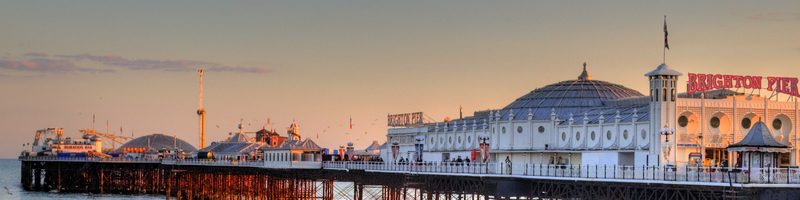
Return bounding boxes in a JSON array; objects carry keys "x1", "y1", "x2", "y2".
[{"x1": 387, "y1": 63, "x2": 798, "y2": 167}]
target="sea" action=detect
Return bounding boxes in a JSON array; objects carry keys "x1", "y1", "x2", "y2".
[{"x1": 0, "y1": 159, "x2": 166, "y2": 200}]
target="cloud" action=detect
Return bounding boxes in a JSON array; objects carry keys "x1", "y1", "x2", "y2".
[
  {"x1": 23, "y1": 52, "x2": 48, "y2": 57},
  {"x1": 0, "y1": 58, "x2": 115, "y2": 73},
  {"x1": 57, "y1": 53, "x2": 271, "y2": 73},
  {"x1": 206, "y1": 66, "x2": 272, "y2": 73},
  {"x1": 0, "y1": 73, "x2": 45, "y2": 78},
  {"x1": 746, "y1": 12, "x2": 800, "y2": 22}
]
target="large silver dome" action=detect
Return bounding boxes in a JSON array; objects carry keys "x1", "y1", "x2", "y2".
[{"x1": 496, "y1": 64, "x2": 643, "y2": 121}]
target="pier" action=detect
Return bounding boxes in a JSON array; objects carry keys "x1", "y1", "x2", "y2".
[{"x1": 19, "y1": 157, "x2": 800, "y2": 199}]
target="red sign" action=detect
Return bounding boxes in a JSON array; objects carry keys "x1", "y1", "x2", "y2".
[{"x1": 688, "y1": 73, "x2": 799, "y2": 97}]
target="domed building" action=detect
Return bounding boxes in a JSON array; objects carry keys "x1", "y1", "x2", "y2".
[
  {"x1": 386, "y1": 62, "x2": 800, "y2": 168},
  {"x1": 118, "y1": 133, "x2": 197, "y2": 153}
]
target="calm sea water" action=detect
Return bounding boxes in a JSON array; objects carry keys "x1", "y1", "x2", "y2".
[{"x1": 0, "y1": 159, "x2": 167, "y2": 200}]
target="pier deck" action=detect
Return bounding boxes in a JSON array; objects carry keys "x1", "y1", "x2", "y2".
[{"x1": 19, "y1": 157, "x2": 800, "y2": 199}]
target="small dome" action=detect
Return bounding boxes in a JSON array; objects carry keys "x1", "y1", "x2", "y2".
[
  {"x1": 118, "y1": 133, "x2": 198, "y2": 152},
  {"x1": 82, "y1": 134, "x2": 92, "y2": 139},
  {"x1": 644, "y1": 63, "x2": 682, "y2": 76},
  {"x1": 347, "y1": 142, "x2": 354, "y2": 146},
  {"x1": 290, "y1": 123, "x2": 298, "y2": 128},
  {"x1": 90, "y1": 136, "x2": 102, "y2": 141}
]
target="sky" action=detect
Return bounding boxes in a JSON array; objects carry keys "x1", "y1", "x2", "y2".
[{"x1": 1, "y1": 1, "x2": 798, "y2": 158}]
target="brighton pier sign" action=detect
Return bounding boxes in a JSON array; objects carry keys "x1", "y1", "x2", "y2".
[{"x1": 687, "y1": 73, "x2": 799, "y2": 97}]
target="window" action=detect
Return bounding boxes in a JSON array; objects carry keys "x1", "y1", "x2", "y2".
[
  {"x1": 773, "y1": 119, "x2": 782, "y2": 130},
  {"x1": 710, "y1": 117, "x2": 720, "y2": 128},
  {"x1": 607, "y1": 131, "x2": 612, "y2": 140},
  {"x1": 671, "y1": 88, "x2": 676, "y2": 101},
  {"x1": 502, "y1": 127, "x2": 506, "y2": 134},
  {"x1": 591, "y1": 131, "x2": 596, "y2": 141},
  {"x1": 517, "y1": 126, "x2": 523, "y2": 133},
  {"x1": 449, "y1": 137, "x2": 452, "y2": 144},
  {"x1": 641, "y1": 129, "x2": 646, "y2": 139},
  {"x1": 741, "y1": 118, "x2": 751, "y2": 129},
  {"x1": 458, "y1": 136, "x2": 462, "y2": 143},
  {"x1": 575, "y1": 132, "x2": 581, "y2": 141},
  {"x1": 561, "y1": 132, "x2": 567, "y2": 141},
  {"x1": 623, "y1": 130, "x2": 629, "y2": 140},
  {"x1": 468, "y1": 136, "x2": 471, "y2": 143},
  {"x1": 678, "y1": 116, "x2": 688, "y2": 127},
  {"x1": 538, "y1": 126, "x2": 545, "y2": 133},
  {"x1": 655, "y1": 89, "x2": 659, "y2": 101},
  {"x1": 650, "y1": 89, "x2": 653, "y2": 101},
  {"x1": 663, "y1": 89, "x2": 667, "y2": 101}
]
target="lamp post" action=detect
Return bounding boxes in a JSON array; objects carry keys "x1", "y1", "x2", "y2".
[
  {"x1": 478, "y1": 134, "x2": 490, "y2": 162},
  {"x1": 414, "y1": 136, "x2": 424, "y2": 162},
  {"x1": 660, "y1": 124, "x2": 675, "y2": 166},
  {"x1": 391, "y1": 140, "x2": 400, "y2": 163}
]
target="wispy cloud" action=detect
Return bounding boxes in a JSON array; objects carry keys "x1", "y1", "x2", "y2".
[
  {"x1": 57, "y1": 53, "x2": 271, "y2": 73},
  {"x1": 745, "y1": 12, "x2": 800, "y2": 22},
  {"x1": 0, "y1": 58, "x2": 115, "y2": 73},
  {"x1": 0, "y1": 73, "x2": 45, "y2": 78},
  {"x1": 206, "y1": 66, "x2": 273, "y2": 73},
  {"x1": 23, "y1": 52, "x2": 48, "y2": 57}
]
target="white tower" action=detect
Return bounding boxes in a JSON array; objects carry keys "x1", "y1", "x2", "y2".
[{"x1": 645, "y1": 63, "x2": 681, "y2": 166}]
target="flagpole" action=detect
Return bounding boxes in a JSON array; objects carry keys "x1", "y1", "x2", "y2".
[
  {"x1": 349, "y1": 115, "x2": 352, "y2": 143},
  {"x1": 663, "y1": 15, "x2": 667, "y2": 64}
]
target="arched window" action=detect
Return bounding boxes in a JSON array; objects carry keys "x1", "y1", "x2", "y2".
[
  {"x1": 671, "y1": 88, "x2": 676, "y2": 101},
  {"x1": 663, "y1": 89, "x2": 667, "y2": 101}
]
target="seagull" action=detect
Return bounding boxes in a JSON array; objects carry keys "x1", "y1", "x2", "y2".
[
  {"x1": 364, "y1": 131, "x2": 367, "y2": 134},
  {"x1": 4, "y1": 186, "x2": 11, "y2": 195},
  {"x1": 216, "y1": 125, "x2": 220, "y2": 128}
]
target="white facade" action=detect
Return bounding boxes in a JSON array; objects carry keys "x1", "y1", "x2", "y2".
[{"x1": 386, "y1": 63, "x2": 799, "y2": 167}]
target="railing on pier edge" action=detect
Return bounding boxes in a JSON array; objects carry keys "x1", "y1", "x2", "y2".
[
  {"x1": 18, "y1": 156, "x2": 161, "y2": 163},
  {"x1": 19, "y1": 156, "x2": 800, "y2": 185},
  {"x1": 322, "y1": 161, "x2": 800, "y2": 185}
]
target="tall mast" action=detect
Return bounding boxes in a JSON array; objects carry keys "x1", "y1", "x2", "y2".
[{"x1": 197, "y1": 69, "x2": 206, "y2": 149}]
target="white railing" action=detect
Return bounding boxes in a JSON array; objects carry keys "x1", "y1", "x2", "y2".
[
  {"x1": 19, "y1": 156, "x2": 161, "y2": 163},
  {"x1": 173, "y1": 159, "x2": 263, "y2": 167},
  {"x1": 324, "y1": 161, "x2": 498, "y2": 174},
  {"x1": 322, "y1": 161, "x2": 800, "y2": 184}
]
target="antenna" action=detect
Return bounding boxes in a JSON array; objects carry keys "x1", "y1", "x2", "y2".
[{"x1": 197, "y1": 69, "x2": 206, "y2": 149}]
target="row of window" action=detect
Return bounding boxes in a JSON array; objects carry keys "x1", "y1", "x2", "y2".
[
  {"x1": 559, "y1": 130, "x2": 645, "y2": 142},
  {"x1": 651, "y1": 88, "x2": 676, "y2": 102},
  {"x1": 678, "y1": 116, "x2": 784, "y2": 129}
]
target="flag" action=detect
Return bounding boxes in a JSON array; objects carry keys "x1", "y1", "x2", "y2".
[
  {"x1": 120, "y1": 126, "x2": 123, "y2": 134},
  {"x1": 350, "y1": 116, "x2": 352, "y2": 130},
  {"x1": 317, "y1": 133, "x2": 319, "y2": 139},
  {"x1": 93, "y1": 114, "x2": 95, "y2": 123},
  {"x1": 106, "y1": 120, "x2": 109, "y2": 130},
  {"x1": 664, "y1": 15, "x2": 669, "y2": 50}
]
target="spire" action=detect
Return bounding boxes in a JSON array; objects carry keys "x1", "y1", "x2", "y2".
[{"x1": 578, "y1": 62, "x2": 592, "y2": 80}]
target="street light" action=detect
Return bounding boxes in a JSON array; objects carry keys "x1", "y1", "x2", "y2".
[
  {"x1": 659, "y1": 124, "x2": 675, "y2": 142},
  {"x1": 391, "y1": 140, "x2": 400, "y2": 162},
  {"x1": 478, "y1": 134, "x2": 490, "y2": 162},
  {"x1": 414, "y1": 136, "x2": 425, "y2": 162},
  {"x1": 660, "y1": 124, "x2": 675, "y2": 166}
]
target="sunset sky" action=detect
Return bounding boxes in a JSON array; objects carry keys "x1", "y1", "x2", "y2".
[{"x1": 1, "y1": 1, "x2": 798, "y2": 158}]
